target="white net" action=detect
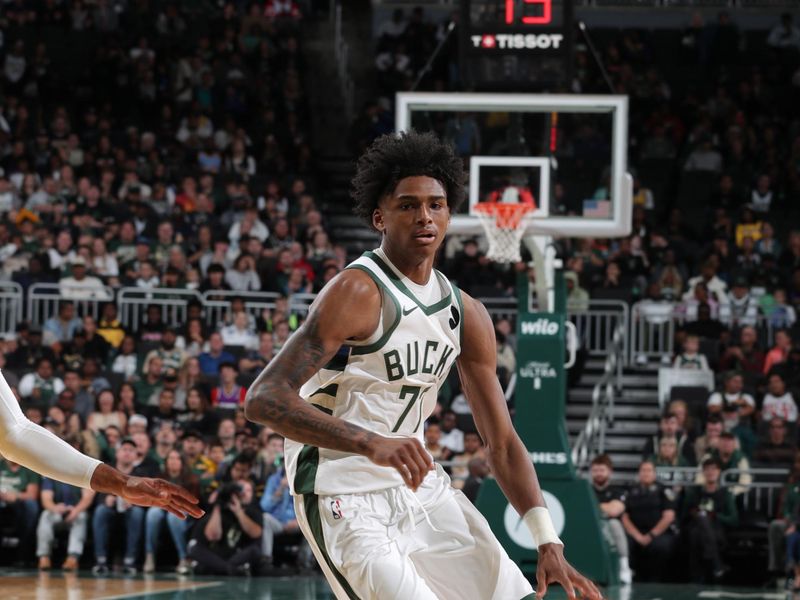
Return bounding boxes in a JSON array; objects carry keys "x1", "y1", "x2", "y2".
[{"x1": 473, "y1": 203, "x2": 534, "y2": 263}]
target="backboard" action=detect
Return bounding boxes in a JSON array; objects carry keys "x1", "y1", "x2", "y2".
[{"x1": 395, "y1": 92, "x2": 632, "y2": 239}]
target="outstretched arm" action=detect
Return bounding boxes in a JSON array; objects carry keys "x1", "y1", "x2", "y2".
[
  {"x1": 244, "y1": 269, "x2": 433, "y2": 489},
  {"x1": 0, "y1": 371, "x2": 202, "y2": 519},
  {"x1": 456, "y1": 295, "x2": 602, "y2": 600}
]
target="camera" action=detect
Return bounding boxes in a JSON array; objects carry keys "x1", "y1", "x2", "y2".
[{"x1": 216, "y1": 482, "x2": 243, "y2": 506}]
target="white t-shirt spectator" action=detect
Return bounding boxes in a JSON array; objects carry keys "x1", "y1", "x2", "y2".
[
  {"x1": 673, "y1": 352, "x2": 710, "y2": 371},
  {"x1": 707, "y1": 391, "x2": 756, "y2": 411},
  {"x1": 111, "y1": 354, "x2": 138, "y2": 380},
  {"x1": 59, "y1": 275, "x2": 112, "y2": 300},
  {"x1": 440, "y1": 427, "x2": 465, "y2": 455},
  {"x1": 18, "y1": 372, "x2": 65, "y2": 399},
  {"x1": 220, "y1": 324, "x2": 258, "y2": 350},
  {"x1": 762, "y1": 392, "x2": 798, "y2": 422}
]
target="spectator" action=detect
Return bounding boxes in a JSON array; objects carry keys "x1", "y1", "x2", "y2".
[
  {"x1": 36, "y1": 438, "x2": 95, "y2": 571},
  {"x1": 719, "y1": 277, "x2": 760, "y2": 328},
  {"x1": 642, "y1": 411, "x2": 695, "y2": 465},
  {"x1": 681, "y1": 458, "x2": 738, "y2": 582},
  {"x1": 143, "y1": 450, "x2": 199, "y2": 574},
  {"x1": 86, "y1": 389, "x2": 127, "y2": 435},
  {"x1": 144, "y1": 327, "x2": 187, "y2": 373},
  {"x1": 702, "y1": 432, "x2": 752, "y2": 495},
  {"x1": 220, "y1": 311, "x2": 258, "y2": 350},
  {"x1": 180, "y1": 430, "x2": 217, "y2": 498},
  {"x1": 211, "y1": 362, "x2": 247, "y2": 413},
  {"x1": 707, "y1": 371, "x2": 756, "y2": 426},
  {"x1": 259, "y1": 436, "x2": 308, "y2": 569},
  {"x1": 754, "y1": 418, "x2": 796, "y2": 465},
  {"x1": 767, "y1": 453, "x2": 800, "y2": 577},
  {"x1": 719, "y1": 325, "x2": 765, "y2": 375},
  {"x1": 111, "y1": 335, "x2": 139, "y2": 381},
  {"x1": 58, "y1": 256, "x2": 111, "y2": 300},
  {"x1": 0, "y1": 457, "x2": 41, "y2": 564},
  {"x1": 683, "y1": 262, "x2": 728, "y2": 306},
  {"x1": 91, "y1": 437, "x2": 158, "y2": 575},
  {"x1": 439, "y1": 410, "x2": 464, "y2": 456},
  {"x1": 762, "y1": 373, "x2": 798, "y2": 423},
  {"x1": 767, "y1": 13, "x2": 800, "y2": 50},
  {"x1": 766, "y1": 289, "x2": 797, "y2": 329},
  {"x1": 135, "y1": 355, "x2": 165, "y2": 409},
  {"x1": 621, "y1": 460, "x2": 677, "y2": 582},
  {"x1": 590, "y1": 455, "x2": 632, "y2": 584},
  {"x1": 462, "y1": 457, "x2": 490, "y2": 505},
  {"x1": 146, "y1": 388, "x2": 180, "y2": 437},
  {"x1": 187, "y1": 478, "x2": 264, "y2": 575},
  {"x1": 239, "y1": 332, "x2": 275, "y2": 374},
  {"x1": 199, "y1": 332, "x2": 235, "y2": 376},
  {"x1": 764, "y1": 329, "x2": 793, "y2": 375},
  {"x1": 42, "y1": 302, "x2": 82, "y2": 346},
  {"x1": 673, "y1": 334, "x2": 710, "y2": 370},
  {"x1": 18, "y1": 357, "x2": 64, "y2": 405},
  {"x1": 225, "y1": 253, "x2": 261, "y2": 292},
  {"x1": 178, "y1": 387, "x2": 220, "y2": 439},
  {"x1": 451, "y1": 431, "x2": 486, "y2": 489},
  {"x1": 424, "y1": 420, "x2": 449, "y2": 461}
]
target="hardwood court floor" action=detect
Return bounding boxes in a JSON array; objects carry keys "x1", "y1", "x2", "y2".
[{"x1": 0, "y1": 570, "x2": 793, "y2": 600}]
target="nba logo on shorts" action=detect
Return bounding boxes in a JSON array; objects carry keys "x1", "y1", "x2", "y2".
[{"x1": 330, "y1": 498, "x2": 344, "y2": 520}]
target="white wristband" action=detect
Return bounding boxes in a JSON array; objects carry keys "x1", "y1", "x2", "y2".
[{"x1": 523, "y1": 506, "x2": 563, "y2": 547}]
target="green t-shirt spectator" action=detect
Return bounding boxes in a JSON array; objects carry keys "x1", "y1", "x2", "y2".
[{"x1": 0, "y1": 459, "x2": 41, "y2": 493}]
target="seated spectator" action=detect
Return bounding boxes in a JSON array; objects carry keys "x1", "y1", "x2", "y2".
[
  {"x1": 651, "y1": 436, "x2": 691, "y2": 471},
  {"x1": 451, "y1": 431, "x2": 486, "y2": 489},
  {"x1": 225, "y1": 253, "x2": 261, "y2": 292},
  {"x1": 146, "y1": 389, "x2": 180, "y2": 437},
  {"x1": 18, "y1": 357, "x2": 64, "y2": 406},
  {"x1": 765, "y1": 329, "x2": 793, "y2": 375},
  {"x1": 754, "y1": 418, "x2": 797, "y2": 465},
  {"x1": 178, "y1": 387, "x2": 220, "y2": 439},
  {"x1": 152, "y1": 428, "x2": 178, "y2": 468},
  {"x1": 111, "y1": 335, "x2": 139, "y2": 381},
  {"x1": 239, "y1": 332, "x2": 275, "y2": 374},
  {"x1": 144, "y1": 327, "x2": 187, "y2": 373},
  {"x1": 667, "y1": 399, "x2": 701, "y2": 439},
  {"x1": 720, "y1": 325, "x2": 765, "y2": 375},
  {"x1": 681, "y1": 458, "x2": 738, "y2": 582},
  {"x1": 217, "y1": 419, "x2": 238, "y2": 461},
  {"x1": 621, "y1": 460, "x2": 677, "y2": 582},
  {"x1": 673, "y1": 334, "x2": 710, "y2": 370},
  {"x1": 439, "y1": 410, "x2": 464, "y2": 456},
  {"x1": 211, "y1": 362, "x2": 247, "y2": 414},
  {"x1": 424, "y1": 420, "x2": 449, "y2": 461},
  {"x1": 187, "y1": 478, "x2": 264, "y2": 575},
  {"x1": 135, "y1": 355, "x2": 165, "y2": 409},
  {"x1": 0, "y1": 457, "x2": 41, "y2": 564},
  {"x1": 680, "y1": 282, "x2": 720, "y2": 322},
  {"x1": 702, "y1": 432, "x2": 752, "y2": 495},
  {"x1": 42, "y1": 302, "x2": 82, "y2": 346},
  {"x1": 144, "y1": 450, "x2": 200, "y2": 574},
  {"x1": 462, "y1": 458, "x2": 490, "y2": 505},
  {"x1": 767, "y1": 453, "x2": 800, "y2": 577},
  {"x1": 683, "y1": 261, "x2": 728, "y2": 306},
  {"x1": 91, "y1": 437, "x2": 158, "y2": 575},
  {"x1": 719, "y1": 277, "x2": 760, "y2": 328},
  {"x1": 198, "y1": 332, "x2": 235, "y2": 376},
  {"x1": 642, "y1": 411, "x2": 695, "y2": 465},
  {"x1": 707, "y1": 371, "x2": 756, "y2": 428},
  {"x1": 180, "y1": 430, "x2": 217, "y2": 499},
  {"x1": 80, "y1": 315, "x2": 111, "y2": 364},
  {"x1": 58, "y1": 256, "x2": 111, "y2": 300},
  {"x1": 766, "y1": 289, "x2": 797, "y2": 329},
  {"x1": 259, "y1": 437, "x2": 310, "y2": 569},
  {"x1": 762, "y1": 373, "x2": 798, "y2": 422},
  {"x1": 590, "y1": 455, "x2": 632, "y2": 584},
  {"x1": 220, "y1": 311, "x2": 258, "y2": 350},
  {"x1": 36, "y1": 437, "x2": 95, "y2": 571},
  {"x1": 87, "y1": 388, "x2": 127, "y2": 435}
]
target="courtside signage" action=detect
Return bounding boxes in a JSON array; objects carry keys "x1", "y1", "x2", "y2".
[{"x1": 520, "y1": 318, "x2": 559, "y2": 336}]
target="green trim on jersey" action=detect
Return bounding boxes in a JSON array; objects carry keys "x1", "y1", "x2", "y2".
[
  {"x1": 303, "y1": 494, "x2": 362, "y2": 600},
  {"x1": 293, "y1": 404, "x2": 333, "y2": 495},
  {"x1": 452, "y1": 282, "x2": 465, "y2": 347},
  {"x1": 345, "y1": 264, "x2": 402, "y2": 356},
  {"x1": 364, "y1": 251, "x2": 452, "y2": 315}
]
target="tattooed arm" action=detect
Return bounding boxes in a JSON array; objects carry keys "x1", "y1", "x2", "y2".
[{"x1": 244, "y1": 269, "x2": 433, "y2": 489}]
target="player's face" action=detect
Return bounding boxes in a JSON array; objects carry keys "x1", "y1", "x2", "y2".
[{"x1": 375, "y1": 176, "x2": 449, "y2": 255}]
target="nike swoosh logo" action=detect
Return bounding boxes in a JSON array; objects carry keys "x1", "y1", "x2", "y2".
[{"x1": 402, "y1": 306, "x2": 418, "y2": 316}]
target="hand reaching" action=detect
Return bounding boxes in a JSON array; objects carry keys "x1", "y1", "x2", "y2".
[
  {"x1": 119, "y1": 476, "x2": 204, "y2": 519},
  {"x1": 536, "y1": 543, "x2": 604, "y2": 600}
]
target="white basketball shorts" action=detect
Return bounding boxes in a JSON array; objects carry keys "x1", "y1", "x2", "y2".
[{"x1": 294, "y1": 465, "x2": 535, "y2": 600}]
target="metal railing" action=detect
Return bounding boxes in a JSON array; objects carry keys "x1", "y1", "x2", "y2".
[
  {"x1": 571, "y1": 324, "x2": 625, "y2": 470},
  {"x1": 0, "y1": 281, "x2": 23, "y2": 334},
  {"x1": 201, "y1": 290, "x2": 281, "y2": 329},
  {"x1": 27, "y1": 282, "x2": 113, "y2": 326},
  {"x1": 117, "y1": 288, "x2": 203, "y2": 332}
]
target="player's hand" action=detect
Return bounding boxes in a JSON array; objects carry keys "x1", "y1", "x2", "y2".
[
  {"x1": 119, "y1": 476, "x2": 205, "y2": 520},
  {"x1": 366, "y1": 436, "x2": 433, "y2": 491},
  {"x1": 536, "y1": 543, "x2": 604, "y2": 600}
]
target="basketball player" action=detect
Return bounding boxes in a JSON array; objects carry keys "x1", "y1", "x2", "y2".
[
  {"x1": 0, "y1": 371, "x2": 202, "y2": 519},
  {"x1": 245, "y1": 131, "x2": 601, "y2": 600}
]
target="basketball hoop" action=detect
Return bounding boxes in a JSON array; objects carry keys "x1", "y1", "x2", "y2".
[{"x1": 473, "y1": 202, "x2": 535, "y2": 263}]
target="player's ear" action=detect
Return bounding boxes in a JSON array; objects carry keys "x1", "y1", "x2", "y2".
[{"x1": 372, "y1": 208, "x2": 385, "y2": 233}]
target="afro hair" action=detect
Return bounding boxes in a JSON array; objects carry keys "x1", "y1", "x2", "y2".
[{"x1": 350, "y1": 130, "x2": 466, "y2": 228}]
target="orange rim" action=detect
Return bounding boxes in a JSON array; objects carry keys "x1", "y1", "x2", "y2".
[{"x1": 474, "y1": 202, "x2": 534, "y2": 229}]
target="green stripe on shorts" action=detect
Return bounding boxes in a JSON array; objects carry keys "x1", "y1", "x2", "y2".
[{"x1": 304, "y1": 493, "x2": 361, "y2": 600}]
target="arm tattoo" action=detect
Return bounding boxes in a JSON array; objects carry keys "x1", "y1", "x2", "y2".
[{"x1": 244, "y1": 311, "x2": 377, "y2": 455}]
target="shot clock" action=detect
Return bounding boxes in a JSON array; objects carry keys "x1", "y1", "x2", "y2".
[{"x1": 460, "y1": 0, "x2": 573, "y2": 90}]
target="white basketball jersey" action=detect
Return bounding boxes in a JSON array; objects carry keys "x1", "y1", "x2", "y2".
[{"x1": 285, "y1": 249, "x2": 464, "y2": 496}]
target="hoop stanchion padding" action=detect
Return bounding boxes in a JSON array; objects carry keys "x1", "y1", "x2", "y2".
[{"x1": 473, "y1": 202, "x2": 535, "y2": 263}]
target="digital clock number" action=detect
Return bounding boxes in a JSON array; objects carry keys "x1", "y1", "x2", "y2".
[{"x1": 505, "y1": 0, "x2": 552, "y2": 25}]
